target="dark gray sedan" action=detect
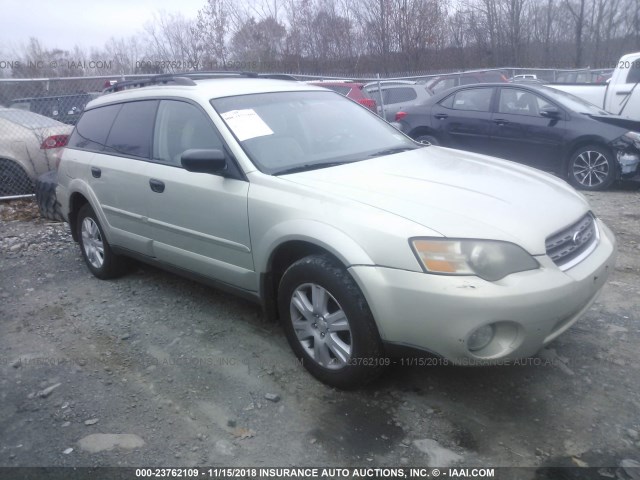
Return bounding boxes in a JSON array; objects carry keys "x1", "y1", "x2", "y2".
[{"x1": 393, "y1": 83, "x2": 640, "y2": 190}]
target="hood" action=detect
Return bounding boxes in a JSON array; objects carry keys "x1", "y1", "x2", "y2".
[{"x1": 282, "y1": 147, "x2": 590, "y2": 255}]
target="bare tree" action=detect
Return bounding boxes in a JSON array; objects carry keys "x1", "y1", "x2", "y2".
[
  {"x1": 196, "y1": 0, "x2": 232, "y2": 69},
  {"x1": 565, "y1": 0, "x2": 588, "y2": 67}
]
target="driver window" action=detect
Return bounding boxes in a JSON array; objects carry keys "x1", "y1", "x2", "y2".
[{"x1": 153, "y1": 100, "x2": 223, "y2": 166}]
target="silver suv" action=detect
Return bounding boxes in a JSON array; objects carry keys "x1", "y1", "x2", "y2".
[{"x1": 57, "y1": 73, "x2": 616, "y2": 388}]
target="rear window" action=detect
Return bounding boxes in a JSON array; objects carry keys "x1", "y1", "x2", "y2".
[{"x1": 0, "y1": 109, "x2": 61, "y2": 129}]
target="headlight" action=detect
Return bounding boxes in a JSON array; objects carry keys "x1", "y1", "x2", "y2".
[{"x1": 410, "y1": 238, "x2": 539, "y2": 281}]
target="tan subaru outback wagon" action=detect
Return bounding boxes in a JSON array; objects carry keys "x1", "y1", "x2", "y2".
[{"x1": 57, "y1": 73, "x2": 616, "y2": 388}]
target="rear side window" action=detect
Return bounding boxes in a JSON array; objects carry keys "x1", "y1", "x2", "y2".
[
  {"x1": 451, "y1": 88, "x2": 493, "y2": 112},
  {"x1": 68, "y1": 104, "x2": 122, "y2": 151},
  {"x1": 385, "y1": 88, "x2": 417, "y2": 104},
  {"x1": 105, "y1": 100, "x2": 158, "y2": 158}
]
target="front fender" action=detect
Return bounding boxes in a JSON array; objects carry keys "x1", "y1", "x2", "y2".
[{"x1": 254, "y1": 219, "x2": 375, "y2": 274}]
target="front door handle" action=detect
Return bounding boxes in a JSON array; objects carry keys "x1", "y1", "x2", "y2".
[
  {"x1": 149, "y1": 179, "x2": 165, "y2": 193},
  {"x1": 435, "y1": 113, "x2": 449, "y2": 120},
  {"x1": 91, "y1": 167, "x2": 101, "y2": 178},
  {"x1": 494, "y1": 119, "x2": 509, "y2": 126}
]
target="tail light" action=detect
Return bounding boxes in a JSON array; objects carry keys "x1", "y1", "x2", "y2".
[
  {"x1": 395, "y1": 111, "x2": 407, "y2": 122},
  {"x1": 40, "y1": 134, "x2": 69, "y2": 149},
  {"x1": 41, "y1": 134, "x2": 69, "y2": 169},
  {"x1": 358, "y1": 98, "x2": 377, "y2": 112}
]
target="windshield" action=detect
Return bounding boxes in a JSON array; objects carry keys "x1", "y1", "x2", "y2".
[
  {"x1": 540, "y1": 87, "x2": 609, "y2": 115},
  {"x1": 211, "y1": 91, "x2": 416, "y2": 174}
]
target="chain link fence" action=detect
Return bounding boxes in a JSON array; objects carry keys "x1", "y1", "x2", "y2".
[{"x1": 0, "y1": 67, "x2": 612, "y2": 200}]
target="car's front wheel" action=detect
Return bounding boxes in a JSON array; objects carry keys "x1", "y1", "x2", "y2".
[
  {"x1": 278, "y1": 254, "x2": 384, "y2": 389},
  {"x1": 77, "y1": 204, "x2": 127, "y2": 279},
  {"x1": 567, "y1": 145, "x2": 616, "y2": 191}
]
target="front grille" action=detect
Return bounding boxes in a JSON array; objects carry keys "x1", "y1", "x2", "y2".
[{"x1": 545, "y1": 213, "x2": 598, "y2": 270}]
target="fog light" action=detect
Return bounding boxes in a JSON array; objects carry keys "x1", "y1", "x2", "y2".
[{"x1": 467, "y1": 325, "x2": 495, "y2": 352}]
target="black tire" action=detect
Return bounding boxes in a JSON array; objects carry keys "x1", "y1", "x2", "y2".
[
  {"x1": 414, "y1": 134, "x2": 440, "y2": 146},
  {"x1": 35, "y1": 170, "x2": 64, "y2": 221},
  {"x1": 567, "y1": 144, "x2": 616, "y2": 191},
  {"x1": 278, "y1": 254, "x2": 384, "y2": 389},
  {"x1": 77, "y1": 204, "x2": 127, "y2": 279},
  {"x1": 0, "y1": 159, "x2": 33, "y2": 196}
]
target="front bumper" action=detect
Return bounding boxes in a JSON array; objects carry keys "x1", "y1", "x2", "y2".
[{"x1": 349, "y1": 219, "x2": 616, "y2": 363}]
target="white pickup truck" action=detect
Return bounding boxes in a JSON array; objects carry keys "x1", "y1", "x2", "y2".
[{"x1": 551, "y1": 51, "x2": 640, "y2": 122}]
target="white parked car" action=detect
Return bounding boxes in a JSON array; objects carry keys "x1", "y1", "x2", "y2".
[
  {"x1": 0, "y1": 108, "x2": 72, "y2": 196},
  {"x1": 56, "y1": 74, "x2": 617, "y2": 388},
  {"x1": 552, "y1": 51, "x2": 640, "y2": 121}
]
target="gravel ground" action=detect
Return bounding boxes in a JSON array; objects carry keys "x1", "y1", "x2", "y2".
[{"x1": 0, "y1": 187, "x2": 639, "y2": 476}]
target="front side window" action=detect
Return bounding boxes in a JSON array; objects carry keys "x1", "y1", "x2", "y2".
[
  {"x1": 153, "y1": 100, "x2": 223, "y2": 166},
  {"x1": 105, "y1": 100, "x2": 158, "y2": 158},
  {"x1": 498, "y1": 89, "x2": 551, "y2": 116},
  {"x1": 212, "y1": 91, "x2": 416, "y2": 174}
]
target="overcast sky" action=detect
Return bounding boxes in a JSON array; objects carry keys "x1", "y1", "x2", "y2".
[{"x1": 0, "y1": 0, "x2": 206, "y2": 54}]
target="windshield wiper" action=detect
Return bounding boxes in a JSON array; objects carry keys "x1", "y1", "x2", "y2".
[
  {"x1": 274, "y1": 161, "x2": 351, "y2": 175},
  {"x1": 367, "y1": 146, "x2": 417, "y2": 158}
]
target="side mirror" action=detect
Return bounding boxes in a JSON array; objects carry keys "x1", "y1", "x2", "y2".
[
  {"x1": 181, "y1": 149, "x2": 227, "y2": 174},
  {"x1": 540, "y1": 106, "x2": 561, "y2": 118}
]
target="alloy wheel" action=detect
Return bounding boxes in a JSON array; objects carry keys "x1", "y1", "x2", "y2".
[
  {"x1": 289, "y1": 283, "x2": 352, "y2": 369},
  {"x1": 81, "y1": 217, "x2": 105, "y2": 269}
]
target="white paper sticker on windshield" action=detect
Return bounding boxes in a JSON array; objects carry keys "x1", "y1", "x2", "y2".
[{"x1": 221, "y1": 109, "x2": 274, "y2": 141}]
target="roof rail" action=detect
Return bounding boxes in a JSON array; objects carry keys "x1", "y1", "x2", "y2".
[
  {"x1": 103, "y1": 71, "x2": 298, "y2": 93},
  {"x1": 103, "y1": 75, "x2": 196, "y2": 93}
]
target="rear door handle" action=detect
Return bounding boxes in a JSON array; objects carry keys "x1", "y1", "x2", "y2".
[
  {"x1": 616, "y1": 91, "x2": 632, "y2": 95},
  {"x1": 149, "y1": 179, "x2": 165, "y2": 193},
  {"x1": 91, "y1": 167, "x2": 101, "y2": 178},
  {"x1": 494, "y1": 119, "x2": 509, "y2": 126},
  {"x1": 435, "y1": 113, "x2": 449, "y2": 120}
]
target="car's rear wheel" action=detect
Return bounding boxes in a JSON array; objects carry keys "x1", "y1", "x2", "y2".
[
  {"x1": 0, "y1": 159, "x2": 33, "y2": 196},
  {"x1": 278, "y1": 254, "x2": 384, "y2": 389},
  {"x1": 567, "y1": 145, "x2": 616, "y2": 191},
  {"x1": 77, "y1": 204, "x2": 127, "y2": 279},
  {"x1": 414, "y1": 134, "x2": 440, "y2": 146}
]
